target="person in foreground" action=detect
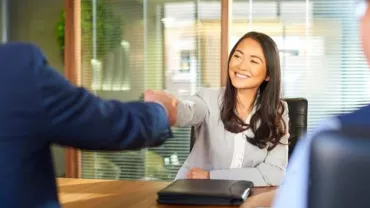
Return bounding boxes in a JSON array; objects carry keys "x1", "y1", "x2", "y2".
[
  {"x1": 145, "y1": 31, "x2": 290, "y2": 186},
  {"x1": 241, "y1": 0, "x2": 370, "y2": 207},
  {"x1": 0, "y1": 43, "x2": 175, "y2": 207}
]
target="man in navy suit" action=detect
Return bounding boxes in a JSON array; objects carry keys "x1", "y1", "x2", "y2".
[{"x1": 0, "y1": 43, "x2": 176, "y2": 207}]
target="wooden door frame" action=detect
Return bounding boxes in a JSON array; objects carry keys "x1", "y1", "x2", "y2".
[
  {"x1": 64, "y1": 0, "x2": 231, "y2": 178},
  {"x1": 64, "y1": 0, "x2": 81, "y2": 178},
  {"x1": 221, "y1": 0, "x2": 231, "y2": 87}
]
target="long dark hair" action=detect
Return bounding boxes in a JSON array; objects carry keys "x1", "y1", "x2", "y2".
[{"x1": 220, "y1": 31, "x2": 287, "y2": 150}]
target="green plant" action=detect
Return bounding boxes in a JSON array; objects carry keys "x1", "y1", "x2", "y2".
[
  {"x1": 56, "y1": 0, "x2": 123, "y2": 60},
  {"x1": 56, "y1": 11, "x2": 65, "y2": 52}
]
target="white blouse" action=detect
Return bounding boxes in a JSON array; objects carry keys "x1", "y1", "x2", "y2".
[
  {"x1": 174, "y1": 88, "x2": 290, "y2": 186},
  {"x1": 230, "y1": 104, "x2": 256, "y2": 169},
  {"x1": 230, "y1": 132, "x2": 246, "y2": 168}
]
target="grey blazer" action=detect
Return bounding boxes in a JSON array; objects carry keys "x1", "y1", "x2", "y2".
[{"x1": 174, "y1": 88, "x2": 290, "y2": 187}]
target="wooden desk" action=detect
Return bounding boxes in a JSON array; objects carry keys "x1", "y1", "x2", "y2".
[{"x1": 57, "y1": 178, "x2": 276, "y2": 208}]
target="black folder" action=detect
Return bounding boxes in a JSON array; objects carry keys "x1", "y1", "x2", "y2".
[{"x1": 157, "y1": 179, "x2": 253, "y2": 205}]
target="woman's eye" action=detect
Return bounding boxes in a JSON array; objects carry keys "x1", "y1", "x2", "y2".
[
  {"x1": 251, "y1": 60, "x2": 259, "y2": 64},
  {"x1": 233, "y1": 54, "x2": 241, "y2": 59}
]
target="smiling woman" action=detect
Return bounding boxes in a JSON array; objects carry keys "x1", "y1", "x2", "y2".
[
  {"x1": 144, "y1": 31, "x2": 290, "y2": 187},
  {"x1": 222, "y1": 32, "x2": 285, "y2": 151}
]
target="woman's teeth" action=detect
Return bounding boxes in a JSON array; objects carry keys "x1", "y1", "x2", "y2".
[{"x1": 236, "y1": 73, "x2": 248, "y2": 79}]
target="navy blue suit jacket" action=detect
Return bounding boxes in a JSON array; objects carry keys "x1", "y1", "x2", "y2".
[{"x1": 0, "y1": 43, "x2": 172, "y2": 207}]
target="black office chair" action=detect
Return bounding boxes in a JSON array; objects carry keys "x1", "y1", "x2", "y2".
[
  {"x1": 308, "y1": 130, "x2": 370, "y2": 208},
  {"x1": 284, "y1": 98, "x2": 308, "y2": 157},
  {"x1": 190, "y1": 98, "x2": 308, "y2": 158}
]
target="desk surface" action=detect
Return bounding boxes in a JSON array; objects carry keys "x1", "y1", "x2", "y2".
[{"x1": 57, "y1": 178, "x2": 276, "y2": 208}]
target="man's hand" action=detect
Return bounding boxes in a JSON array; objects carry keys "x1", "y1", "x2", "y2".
[
  {"x1": 186, "y1": 168, "x2": 210, "y2": 179},
  {"x1": 144, "y1": 90, "x2": 178, "y2": 126}
]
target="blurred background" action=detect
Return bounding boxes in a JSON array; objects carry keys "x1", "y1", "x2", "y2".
[{"x1": 1, "y1": 0, "x2": 369, "y2": 181}]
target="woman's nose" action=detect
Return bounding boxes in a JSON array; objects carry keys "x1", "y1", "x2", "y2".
[{"x1": 237, "y1": 60, "x2": 249, "y2": 71}]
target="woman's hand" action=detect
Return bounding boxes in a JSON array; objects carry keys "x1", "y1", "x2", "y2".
[
  {"x1": 186, "y1": 168, "x2": 210, "y2": 179},
  {"x1": 144, "y1": 90, "x2": 178, "y2": 126}
]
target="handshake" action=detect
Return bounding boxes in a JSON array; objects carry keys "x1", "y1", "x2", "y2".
[{"x1": 144, "y1": 90, "x2": 178, "y2": 126}]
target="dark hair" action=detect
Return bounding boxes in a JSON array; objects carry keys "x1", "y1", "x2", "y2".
[{"x1": 220, "y1": 31, "x2": 287, "y2": 151}]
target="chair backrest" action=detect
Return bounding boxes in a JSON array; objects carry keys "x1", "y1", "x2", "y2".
[
  {"x1": 190, "y1": 98, "x2": 308, "y2": 157},
  {"x1": 308, "y1": 130, "x2": 370, "y2": 208},
  {"x1": 284, "y1": 98, "x2": 308, "y2": 157}
]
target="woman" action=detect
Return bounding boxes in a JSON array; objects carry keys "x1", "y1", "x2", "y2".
[{"x1": 145, "y1": 31, "x2": 289, "y2": 186}]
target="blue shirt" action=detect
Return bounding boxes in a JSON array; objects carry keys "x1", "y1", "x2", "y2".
[{"x1": 273, "y1": 118, "x2": 341, "y2": 208}]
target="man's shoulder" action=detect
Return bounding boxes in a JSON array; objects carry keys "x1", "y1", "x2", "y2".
[
  {"x1": 0, "y1": 42, "x2": 48, "y2": 81},
  {"x1": 305, "y1": 104, "x2": 370, "y2": 138},
  {"x1": 0, "y1": 42, "x2": 45, "y2": 64},
  {"x1": 338, "y1": 104, "x2": 370, "y2": 122},
  {"x1": 337, "y1": 104, "x2": 370, "y2": 136},
  {"x1": 0, "y1": 42, "x2": 42, "y2": 52}
]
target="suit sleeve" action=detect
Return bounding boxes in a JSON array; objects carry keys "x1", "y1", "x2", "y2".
[{"x1": 35, "y1": 58, "x2": 172, "y2": 150}]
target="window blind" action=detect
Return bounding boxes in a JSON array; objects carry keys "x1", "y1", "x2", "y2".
[
  {"x1": 80, "y1": 0, "x2": 221, "y2": 181},
  {"x1": 80, "y1": 0, "x2": 369, "y2": 181},
  {"x1": 232, "y1": 0, "x2": 370, "y2": 131}
]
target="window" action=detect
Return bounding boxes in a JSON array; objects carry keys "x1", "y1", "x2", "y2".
[
  {"x1": 79, "y1": 0, "x2": 370, "y2": 181},
  {"x1": 80, "y1": 0, "x2": 221, "y2": 181},
  {"x1": 232, "y1": 0, "x2": 370, "y2": 130}
]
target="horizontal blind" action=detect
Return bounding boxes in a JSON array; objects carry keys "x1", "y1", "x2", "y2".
[
  {"x1": 80, "y1": 0, "x2": 221, "y2": 181},
  {"x1": 79, "y1": 0, "x2": 370, "y2": 181},
  {"x1": 231, "y1": 0, "x2": 370, "y2": 131}
]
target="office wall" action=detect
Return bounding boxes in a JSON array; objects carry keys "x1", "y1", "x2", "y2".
[{"x1": 8, "y1": 0, "x2": 65, "y2": 177}]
